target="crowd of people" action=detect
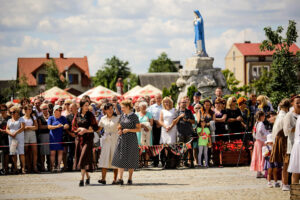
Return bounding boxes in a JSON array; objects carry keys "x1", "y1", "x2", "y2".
[{"x1": 0, "y1": 87, "x2": 299, "y2": 189}]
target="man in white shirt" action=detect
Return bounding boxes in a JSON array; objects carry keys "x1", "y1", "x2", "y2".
[
  {"x1": 147, "y1": 94, "x2": 163, "y2": 167},
  {"x1": 282, "y1": 96, "x2": 300, "y2": 191}
]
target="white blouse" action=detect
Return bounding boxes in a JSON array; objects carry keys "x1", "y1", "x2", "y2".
[{"x1": 254, "y1": 121, "x2": 269, "y2": 142}]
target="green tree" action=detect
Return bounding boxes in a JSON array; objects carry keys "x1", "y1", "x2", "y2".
[
  {"x1": 123, "y1": 73, "x2": 139, "y2": 93},
  {"x1": 250, "y1": 69, "x2": 273, "y2": 95},
  {"x1": 148, "y1": 52, "x2": 178, "y2": 72},
  {"x1": 0, "y1": 80, "x2": 17, "y2": 103},
  {"x1": 93, "y1": 56, "x2": 132, "y2": 91},
  {"x1": 162, "y1": 87, "x2": 171, "y2": 98},
  {"x1": 45, "y1": 59, "x2": 67, "y2": 89},
  {"x1": 187, "y1": 85, "x2": 198, "y2": 103},
  {"x1": 222, "y1": 69, "x2": 251, "y2": 94},
  {"x1": 17, "y1": 76, "x2": 31, "y2": 98},
  {"x1": 259, "y1": 20, "x2": 300, "y2": 107},
  {"x1": 169, "y1": 83, "x2": 179, "y2": 103}
]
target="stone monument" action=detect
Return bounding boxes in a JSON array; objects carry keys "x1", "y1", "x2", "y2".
[{"x1": 176, "y1": 10, "x2": 228, "y2": 102}]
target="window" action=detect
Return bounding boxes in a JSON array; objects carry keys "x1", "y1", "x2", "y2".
[
  {"x1": 68, "y1": 74, "x2": 79, "y2": 84},
  {"x1": 38, "y1": 74, "x2": 46, "y2": 84},
  {"x1": 233, "y1": 51, "x2": 235, "y2": 61}
]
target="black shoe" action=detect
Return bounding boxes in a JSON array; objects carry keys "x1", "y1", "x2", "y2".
[
  {"x1": 85, "y1": 178, "x2": 90, "y2": 185},
  {"x1": 79, "y1": 180, "x2": 84, "y2": 187},
  {"x1": 98, "y1": 179, "x2": 106, "y2": 185},
  {"x1": 116, "y1": 179, "x2": 124, "y2": 185},
  {"x1": 127, "y1": 180, "x2": 132, "y2": 185},
  {"x1": 112, "y1": 181, "x2": 117, "y2": 185}
]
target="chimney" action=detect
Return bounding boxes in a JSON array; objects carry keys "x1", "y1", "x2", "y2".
[
  {"x1": 60, "y1": 53, "x2": 64, "y2": 58},
  {"x1": 46, "y1": 53, "x2": 50, "y2": 59},
  {"x1": 244, "y1": 41, "x2": 251, "y2": 43}
]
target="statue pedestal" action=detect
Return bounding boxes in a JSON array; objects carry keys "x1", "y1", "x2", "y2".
[{"x1": 185, "y1": 56, "x2": 214, "y2": 70}]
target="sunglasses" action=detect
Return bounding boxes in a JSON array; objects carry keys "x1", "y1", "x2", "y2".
[
  {"x1": 65, "y1": 103, "x2": 70, "y2": 106},
  {"x1": 232, "y1": 100, "x2": 237, "y2": 102},
  {"x1": 194, "y1": 107, "x2": 201, "y2": 109},
  {"x1": 0, "y1": 109, "x2": 7, "y2": 112},
  {"x1": 42, "y1": 108, "x2": 48, "y2": 110},
  {"x1": 10, "y1": 111, "x2": 17, "y2": 114}
]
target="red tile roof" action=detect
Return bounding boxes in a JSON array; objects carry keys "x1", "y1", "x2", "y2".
[
  {"x1": 17, "y1": 55, "x2": 90, "y2": 86},
  {"x1": 234, "y1": 43, "x2": 300, "y2": 56}
]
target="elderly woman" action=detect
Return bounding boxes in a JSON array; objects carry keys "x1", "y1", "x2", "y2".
[
  {"x1": 6, "y1": 106, "x2": 25, "y2": 174},
  {"x1": 48, "y1": 105, "x2": 69, "y2": 172},
  {"x1": 37, "y1": 103, "x2": 51, "y2": 172},
  {"x1": 22, "y1": 104, "x2": 38, "y2": 173},
  {"x1": 112, "y1": 100, "x2": 141, "y2": 185},
  {"x1": 72, "y1": 99, "x2": 99, "y2": 187},
  {"x1": 136, "y1": 101, "x2": 153, "y2": 167},
  {"x1": 98, "y1": 103, "x2": 120, "y2": 185},
  {"x1": 226, "y1": 96, "x2": 243, "y2": 140}
]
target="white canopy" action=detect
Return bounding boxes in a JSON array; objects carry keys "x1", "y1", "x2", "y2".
[{"x1": 77, "y1": 85, "x2": 120, "y2": 101}]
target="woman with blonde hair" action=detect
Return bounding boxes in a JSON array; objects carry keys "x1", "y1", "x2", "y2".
[
  {"x1": 226, "y1": 96, "x2": 243, "y2": 140},
  {"x1": 159, "y1": 97, "x2": 177, "y2": 144},
  {"x1": 257, "y1": 95, "x2": 273, "y2": 114}
]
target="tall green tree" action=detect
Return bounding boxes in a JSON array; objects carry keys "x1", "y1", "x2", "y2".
[
  {"x1": 148, "y1": 52, "x2": 178, "y2": 72},
  {"x1": 17, "y1": 76, "x2": 31, "y2": 98},
  {"x1": 222, "y1": 69, "x2": 250, "y2": 94},
  {"x1": 44, "y1": 59, "x2": 67, "y2": 89},
  {"x1": 250, "y1": 69, "x2": 273, "y2": 95},
  {"x1": 93, "y1": 56, "x2": 133, "y2": 91},
  {"x1": 0, "y1": 80, "x2": 17, "y2": 103},
  {"x1": 259, "y1": 20, "x2": 300, "y2": 107}
]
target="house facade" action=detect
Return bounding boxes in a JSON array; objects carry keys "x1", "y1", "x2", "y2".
[
  {"x1": 17, "y1": 53, "x2": 91, "y2": 96},
  {"x1": 225, "y1": 42, "x2": 300, "y2": 87}
]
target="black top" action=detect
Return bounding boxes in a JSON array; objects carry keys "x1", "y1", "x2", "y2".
[
  {"x1": 215, "y1": 109, "x2": 227, "y2": 134},
  {"x1": 0, "y1": 116, "x2": 11, "y2": 144},
  {"x1": 175, "y1": 109, "x2": 195, "y2": 137},
  {"x1": 120, "y1": 112, "x2": 139, "y2": 131},
  {"x1": 226, "y1": 108, "x2": 243, "y2": 133},
  {"x1": 73, "y1": 111, "x2": 99, "y2": 144},
  {"x1": 38, "y1": 115, "x2": 49, "y2": 134}
]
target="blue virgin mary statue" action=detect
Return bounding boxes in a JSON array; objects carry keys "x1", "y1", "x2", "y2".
[{"x1": 194, "y1": 10, "x2": 208, "y2": 57}]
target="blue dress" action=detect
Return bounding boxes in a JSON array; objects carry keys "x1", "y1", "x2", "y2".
[{"x1": 48, "y1": 116, "x2": 68, "y2": 151}]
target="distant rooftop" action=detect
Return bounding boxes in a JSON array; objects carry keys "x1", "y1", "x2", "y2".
[{"x1": 139, "y1": 72, "x2": 179, "y2": 90}]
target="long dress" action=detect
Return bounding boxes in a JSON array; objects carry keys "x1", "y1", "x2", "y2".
[
  {"x1": 160, "y1": 108, "x2": 177, "y2": 144},
  {"x1": 98, "y1": 115, "x2": 119, "y2": 169},
  {"x1": 72, "y1": 111, "x2": 99, "y2": 171},
  {"x1": 136, "y1": 112, "x2": 153, "y2": 146},
  {"x1": 112, "y1": 112, "x2": 140, "y2": 169},
  {"x1": 288, "y1": 116, "x2": 300, "y2": 173}
]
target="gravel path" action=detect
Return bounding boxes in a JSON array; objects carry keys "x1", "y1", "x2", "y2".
[{"x1": 0, "y1": 166, "x2": 290, "y2": 200}]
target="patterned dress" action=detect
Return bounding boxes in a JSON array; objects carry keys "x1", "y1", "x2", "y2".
[{"x1": 112, "y1": 112, "x2": 140, "y2": 169}]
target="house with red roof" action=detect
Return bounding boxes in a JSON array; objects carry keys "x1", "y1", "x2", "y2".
[
  {"x1": 17, "y1": 53, "x2": 92, "y2": 96},
  {"x1": 225, "y1": 41, "x2": 300, "y2": 86}
]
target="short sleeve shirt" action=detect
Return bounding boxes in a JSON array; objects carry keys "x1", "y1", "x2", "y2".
[{"x1": 175, "y1": 109, "x2": 195, "y2": 137}]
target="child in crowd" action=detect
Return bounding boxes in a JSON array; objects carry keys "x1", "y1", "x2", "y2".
[
  {"x1": 197, "y1": 119, "x2": 211, "y2": 168},
  {"x1": 250, "y1": 111, "x2": 270, "y2": 178},
  {"x1": 262, "y1": 134, "x2": 280, "y2": 188}
]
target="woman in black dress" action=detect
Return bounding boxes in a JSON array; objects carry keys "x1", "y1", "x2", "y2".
[
  {"x1": 72, "y1": 99, "x2": 99, "y2": 187},
  {"x1": 112, "y1": 100, "x2": 141, "y2": 185},
  {"x1": 226, "y1": 97, "x2": 243, "y2": 140}
]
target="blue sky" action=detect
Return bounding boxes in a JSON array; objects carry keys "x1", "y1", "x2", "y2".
[{"x1": 0, "y1": 0, "x2": 299, "y2": 80}]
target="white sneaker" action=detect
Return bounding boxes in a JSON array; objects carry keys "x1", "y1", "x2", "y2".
[
  {"x1": 282, "y1": 184, "x2": 290, "y2": 191},
  {"x1": 267, "y1": 182, "x2": 273, "y2": 188},
  {"x1": 274, "y1": 182, "x2": 280, "y2": 188}
]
